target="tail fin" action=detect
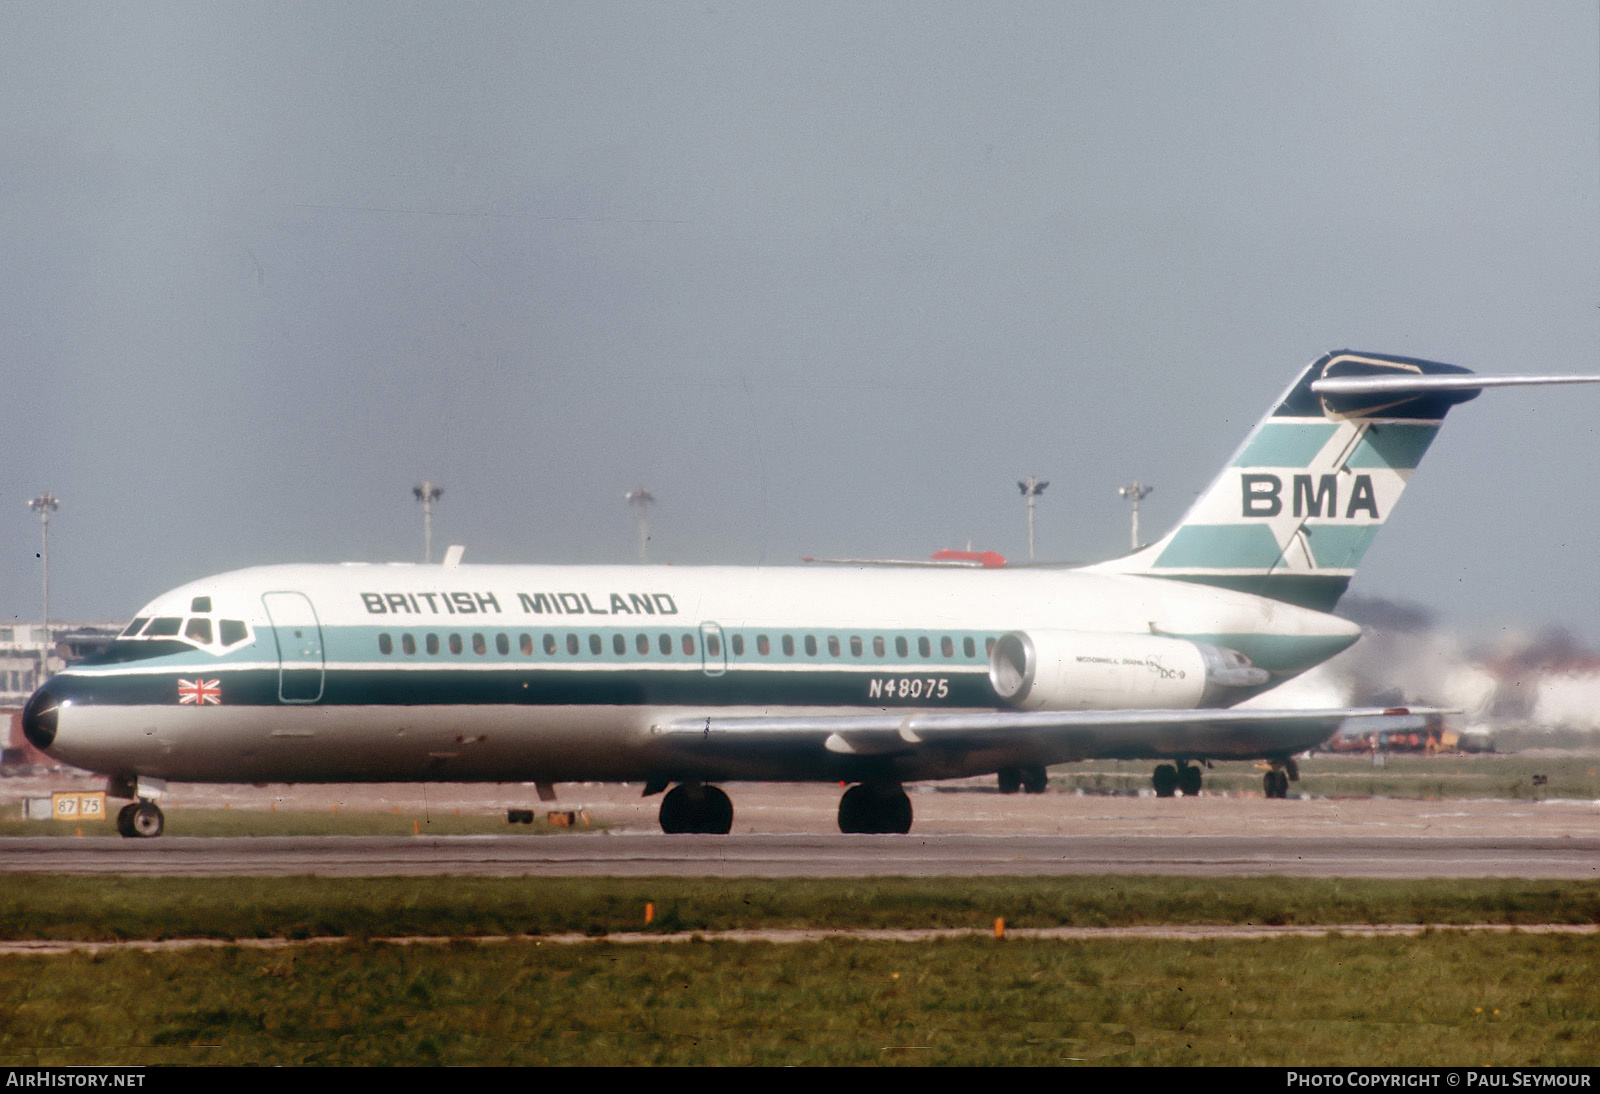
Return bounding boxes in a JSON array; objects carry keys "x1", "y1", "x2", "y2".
[{"x1": 1087, "y1": 350, "x2": 1600, "y2": 611}]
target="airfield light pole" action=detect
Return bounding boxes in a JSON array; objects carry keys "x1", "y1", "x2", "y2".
[
  {"x1": 625, "y1": 488, "x2": 656, "y2": 563},
  {"x1": 28, "y1": 493, "x2": 59, "y2": 686},
  {"x1": 1117, "y1": 481, "x2": 1153, "y2": 550},
  {"x1": 1017, "y1": 477, "x2": 1048, "y2": 562},
  {"x1": 413, "y1": 482, "x2": 443, "y2": 563}
]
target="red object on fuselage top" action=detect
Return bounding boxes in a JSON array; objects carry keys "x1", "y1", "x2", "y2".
[{"x1": 929, "y1": 549, "x2": 1007, "y2": 568}]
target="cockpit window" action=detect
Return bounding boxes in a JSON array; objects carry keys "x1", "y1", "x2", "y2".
[
  {"x1": 122, "y1": 618, "x2": 149, "y2": 637},
  {"x1": 219, "y1": 619, "x2": 248, "y2": 647},
  {"x1": 184, "y1": 618, "x2": 213, "y2": 644},
  {"x1": 144, "y1": 617, "x2": 182, "y2": 637},
  {"x1": 190, "y1": 596, "x2": 212, "y2": 613}
]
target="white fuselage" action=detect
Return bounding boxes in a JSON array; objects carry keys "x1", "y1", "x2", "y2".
[{"x1": 29, "y1": 562, "x2": 1360, "y2": 785}]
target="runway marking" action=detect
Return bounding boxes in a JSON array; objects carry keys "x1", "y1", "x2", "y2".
[{"x1": 2, "y1": 922, "x2": 1596, "y2": 956}]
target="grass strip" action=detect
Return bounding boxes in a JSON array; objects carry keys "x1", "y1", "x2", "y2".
[
  {"x1": 2, "y1": 875, "x2": 1598, "y2": 942},
  {"x1": 4, "y1": 933, "x2": 1596, "y2": 1066}
]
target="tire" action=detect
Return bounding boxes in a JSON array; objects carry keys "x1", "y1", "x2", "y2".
[
  {"x1": 129, "y1": 801, "x2": 164, "y2": 838},
  {"x1": 115, "y1": 803, "x2": 137, "y2": 838},
  {"x1": 659, "y1": 784, "x2": 734, "y2": 834},
  {"x1": 1152, "y1": 764, "x2": 1179, "y2": 798},
  {"x1": 837, "y1": 784, "x2": 912, "y2": 834}
]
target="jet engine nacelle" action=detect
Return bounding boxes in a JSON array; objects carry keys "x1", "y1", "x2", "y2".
[{"x1": 988, "y1": 629, "x2": 1270, "y2": 711}]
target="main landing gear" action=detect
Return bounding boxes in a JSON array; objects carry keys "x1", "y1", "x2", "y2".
[
  {"x1": 658, "y1": 782, "x2": 734, "y2": 834},
  {"x1": 651, "y1": 780, "x2": 915, "y2": 835},
  {"x1": 115, "y1": 801, "x2": 164, "y2": 839},
  {"x1": 1262, "y1": 758, "x2": 1299, "y2": 799},
  {"x1": 996, "y1": 765, "x2": 1050, "y2": 795},
  {"x1": 1152, "y1": 761, "x2": 1205, "y2": 798},
  {"x1": 837, "y1": 783, "x2": 913, "y2": 834}
]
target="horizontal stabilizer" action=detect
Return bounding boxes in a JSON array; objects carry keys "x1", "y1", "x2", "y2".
[{"x1": 1312, "y1": 374, "x2": 1600, "y2": 395}]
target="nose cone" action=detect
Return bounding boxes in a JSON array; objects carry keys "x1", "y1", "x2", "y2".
[{"x1": 22, "y1": 687, "x2": 59, "y2": 750}]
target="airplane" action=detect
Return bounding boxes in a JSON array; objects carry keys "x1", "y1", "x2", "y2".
[{"x1": 22, "y1": 350, "x2": 1599, "y2": 838}]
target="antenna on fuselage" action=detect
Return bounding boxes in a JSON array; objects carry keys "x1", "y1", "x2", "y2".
[{"x1": 413, "y1": 482, "x2": 443, "y2": 563}]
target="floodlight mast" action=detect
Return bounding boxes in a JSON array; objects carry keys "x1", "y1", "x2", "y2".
[
  {"x1": 1117, "y1": 480, "x2": 1153, "y2": 550},
  {"x1": 625, "y1": 488, "x2": 656, "y2": 563},
  {"x1": 413, "y1": 482, "x2": 443, "y2": 563},
  {"x1": 1017, "y1": 477, "x2": 1048, "y2": 562},
  {"x1": 27, "y1": 493, "x2": 59, "y2": 686}
]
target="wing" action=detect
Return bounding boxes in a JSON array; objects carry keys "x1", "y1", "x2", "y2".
[{"x1": 652, "y1": 707, "x2": 1443, "y2": 763}]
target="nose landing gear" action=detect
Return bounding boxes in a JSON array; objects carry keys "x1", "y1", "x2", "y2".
[{"x1": 115, "y1": 801, "x2": 164, "y2": 839}]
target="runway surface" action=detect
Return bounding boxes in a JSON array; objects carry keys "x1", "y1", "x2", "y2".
[
  {"x1": 4, "y1": 831, "x2": 1599, "y2": 878},
  {"x1": 4, "y1": 777, "x2": 1599, "y2": 878}
]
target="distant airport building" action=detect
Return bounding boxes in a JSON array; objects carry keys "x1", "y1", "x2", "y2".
[
  {"x1": 2, "y1": 620, "x2": 121, "y2": 768},
  {"x1": 0, "y1": 620, "x2": 121, "y2": 705}
]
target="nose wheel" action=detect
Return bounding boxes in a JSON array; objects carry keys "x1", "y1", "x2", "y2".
[{"x1": 115, "y1": 801, "x2": 164, "y2": 839}]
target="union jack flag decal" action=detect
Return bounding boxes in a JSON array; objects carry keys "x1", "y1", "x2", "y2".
[{"x1": 177, "y1": 678, "x2": 222, "y2": 705}]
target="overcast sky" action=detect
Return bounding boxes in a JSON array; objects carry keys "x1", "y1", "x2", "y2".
[{"x1": 5, "y1": 2, "x2": 1600, "y2": 642}]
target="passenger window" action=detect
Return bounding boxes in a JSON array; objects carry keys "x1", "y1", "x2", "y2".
[
  {"x1": 496, "y1": 633, "x2": 510, "y2": 655},
  {"x1": 827, "y1": 636, "x2": 840, "y2": 657},
  {"x1": 804, "y1": 635, "x2": 817, "y2": 656},
  {"x1": 402, "y1": 634, "x2": 417, "y2": 655},
  {"x1": 543, "y1": 633, "x2": 556, "y2": 656},
  {"x1": 426, "y1": 634, "x2": 440, "y2": 655},
  {"x1": 589, "y1": 634, "x2": 602, "y2": 655},
  {"x1": 873, "y1": 636, "x2": 885, "y2": 657},
  {"x1": 219, "y1": 619, "x2": 248, "y2": 646},
  {"x1": 184, "y1": 618, "x2": 213, "y2": 644},
  {"x1": 449, "y1": 634, "x2": 463, "y2": 655},
  {"x1": 682, "y1": 635, "x2": 695, "y2": 656},
  {"x1": 637, "y1": 633, "x2": 650, "y2": 655},
  {"x1": 520, "y1": 634, "x2": 533, "y2": 656},
  {"x1": 918, "y1": 637, "x2": 931, "y2": 658},
  {"x1": 731, "y1": 634, "x2": 745, "y2": 656},
  {"x1": 963, "y1": 637, "x2": 975, "y2": 658},
  {"x1": 378, "y1": 633, "x2": 393, "y2": 655},
  {"x1": 614, "y1": 633, "x2": 626, "y2": 655},
  {"x1": 566, "y1": 634, "x2": 580, "y2": 655},
  {"x1": 756, "y1": 635, "x2": 770, "y2": 656},
  {"x1": 472, "y1": 633, "x2": 487, "y2": 655},
  {"x1": 782, "y1": 635, "x2": 795, "y2": 656},
  {"x1": 895, "y1": 636, "x2": 908, "y2": 658},
  {"x1": 849, "y1": 636, "x2": 862, "y2": 657},
  {"x1": 659, "y1": 633, "x2": 671, "y2": 655},
  {"x1": 707, "y1": 634, "x2": 721, "y2": 656},
  {"x1": 941, "y1": 636, "x2": 954, "y2": 658}
]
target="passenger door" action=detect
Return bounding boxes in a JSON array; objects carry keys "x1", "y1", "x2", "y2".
[{"x1": 262, "y1": 591, "x2": 325, "y2": 703}]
